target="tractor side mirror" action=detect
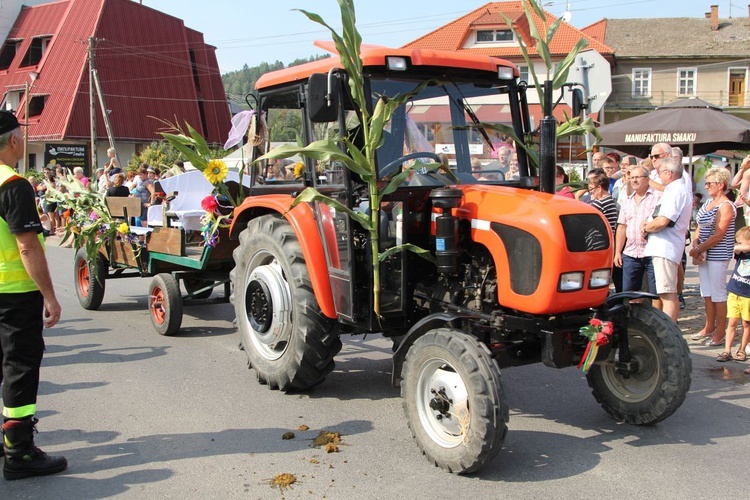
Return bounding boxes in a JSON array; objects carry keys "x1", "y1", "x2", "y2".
[
  {"x1": 308, "y1": 73, "x2": 340, "y2": 123},
  {"x1": 571, "y1": 88, "x2": 586, "y2": 116}
]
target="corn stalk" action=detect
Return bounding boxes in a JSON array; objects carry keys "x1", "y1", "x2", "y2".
[{"x1": 254, "y1": 0, "x2": 438, "y2": 318}]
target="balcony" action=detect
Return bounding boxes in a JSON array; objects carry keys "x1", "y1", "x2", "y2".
[{"x1": 604, "y1": 89, "x2": 749, "y2": 109}]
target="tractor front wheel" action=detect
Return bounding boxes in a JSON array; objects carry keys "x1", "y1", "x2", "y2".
[
  {"x1": 587, "y1": 303, "x2": 691, "y2": 425},
  {"x1": 401, "y1": 328, "x2": 508, "y2": 474}
]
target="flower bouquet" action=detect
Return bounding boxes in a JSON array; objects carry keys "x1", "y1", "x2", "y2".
[
  {"x1": 44, "y1": 174, "x2": 145, "y2": 274},
  {"x1": 159, "y1": 112, "x2": 264, "y2": 247},
  {"x1": 577, "y1": 318, "x2": 614, "y2": 373}
]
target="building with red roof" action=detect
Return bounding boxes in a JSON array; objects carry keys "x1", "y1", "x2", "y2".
[
  {"x1": 0, "y1": 0, "x2": 230, "y2": 174},
  {"x1": 582, "y1": 5, "x2": 750, "y2": 126},
  {"x1": 402, "y1": 1, "x2": 614, "y2": 162}
]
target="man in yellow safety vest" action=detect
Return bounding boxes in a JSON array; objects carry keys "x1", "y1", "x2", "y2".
[{"x1": 0, "y1": 110, "x2": 66, "y2": 480}]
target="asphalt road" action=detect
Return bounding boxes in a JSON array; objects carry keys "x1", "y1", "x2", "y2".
[{"x1": 1, "y1": 243, "x2": 748, "y2": 499}]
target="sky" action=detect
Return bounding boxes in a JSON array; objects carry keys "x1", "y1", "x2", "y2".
[{"x1": 142, "y1": 0, "x2": 738, "y2": 73}]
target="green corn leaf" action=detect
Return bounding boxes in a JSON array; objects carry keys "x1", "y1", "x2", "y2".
[
  {"x1": 254, "y1": 140, "x2": 372, "y2": 178},
  {"x1": 379, "y1": 243, "x2": 436, "y2": 263},
  {"x1": 291, "y1": 187, "x2": 372, "y2": 230},
  {"x1": 528, "y1": 0, "x2": 546, "y2": 20},
  {"x1": 187, "y1": 123, "x2": 211, "y2": 157},
  {"x1": 552, "y1": 38, "x2": 589, "y2": 89},
  {"x1": 161, "y1": 133, "x2": 210, "y2": 171}
]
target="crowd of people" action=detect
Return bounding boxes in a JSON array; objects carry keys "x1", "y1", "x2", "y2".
[
  {"x1": 568, "y1": 142, "x2": 750, "y2": 372},
  {"x1": 30, "y1": 149, "x2": 188, "y2": 233}
]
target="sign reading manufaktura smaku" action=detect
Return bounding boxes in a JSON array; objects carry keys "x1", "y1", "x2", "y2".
[{"x1": 624, "y1": 133, "x2": 698, "y2": 143}]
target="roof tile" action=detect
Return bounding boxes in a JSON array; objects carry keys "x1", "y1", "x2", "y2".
[
  {"x1": 602, "y1": 17, "x2": 750, "y2": 57},
  {"x1": 403, "y1": 1, "x2": 614, "y2": 58}
]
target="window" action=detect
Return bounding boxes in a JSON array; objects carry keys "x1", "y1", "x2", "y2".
[
  {"x1": 477, "y1": 30, "x2": 494, "y2": 42},
  {"x1": 28, "y1": 95, "x2": 46, "y2": 117},
  {"x1": 495, "y1": 30, "x2": 513, "y2": 41},
  {"x1": 632, "y1": 68, "x2": 651, "y2": 97},
  {"x1": 20, "y1": 36, "x2": 51, "y2": 68},
  {"x1": 0, "y1": 40, "x2": 21, "y2": 71},
  {"x1": 476, "y1": 29, "x2": 514, "y2": 43},
  {"x1": 518, "y1": 65, "x2": 529, "y2": 83},
  {"x1": 677, "y1": 68, "x2": 697, "y2": 96},
  {"x1": 189, "y1": 49, "x2": 201, "y2": 92}
]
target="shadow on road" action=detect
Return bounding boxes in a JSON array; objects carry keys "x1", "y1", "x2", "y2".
[
  {"x1": 23, "y1": 419, "x2": 373, "y2": 493},
  {"x1": 468, "y1": 357, "x2": 750, "y2": 481},
  {"x1": 40, "y1": 344, "x2": 169, "y2": 367}
]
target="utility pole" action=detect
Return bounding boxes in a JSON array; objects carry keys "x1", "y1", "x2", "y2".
[
  {"x1": 576, "y1": 55, "x2": 594, "y2": 172},
  {"x1": 92, "y1": 68, "x2": 117, "y2": 154},
  {"x1": 89, "y1": 37, "x2": 98, "y2": 173}
]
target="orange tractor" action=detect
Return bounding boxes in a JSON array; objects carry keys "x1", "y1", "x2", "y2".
[{"x1": 228, "y1": 46, "x2": 690, "y2": 473}]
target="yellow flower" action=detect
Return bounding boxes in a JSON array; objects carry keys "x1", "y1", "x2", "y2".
[
  {"x1": 293, "y1": 161, "x2": 304, "y2": 178},
  {"x1": 118, "y1": 222, "x2": 129, "y2": 234},
  {"x1": 204, "y1": 159, "x2": 228, "y2": 184}
]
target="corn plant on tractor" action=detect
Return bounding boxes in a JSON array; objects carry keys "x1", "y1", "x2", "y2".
[{"x1": 227, "y1": 46, "x2": 691, "y2": 474}]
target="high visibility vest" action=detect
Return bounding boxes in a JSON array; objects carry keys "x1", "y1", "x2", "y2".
[{"x1": 0, "y1": 164, "x2": 43, "y2": 293}]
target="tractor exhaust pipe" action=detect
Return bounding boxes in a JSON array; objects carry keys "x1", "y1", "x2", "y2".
[{"x1": 539, "y1": 80, "x2": 556, "y2": 195}]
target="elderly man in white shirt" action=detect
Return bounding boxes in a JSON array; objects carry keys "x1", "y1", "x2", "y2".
[{"x1": 642, "y1": 155, "x2": 693, "y2": 321}]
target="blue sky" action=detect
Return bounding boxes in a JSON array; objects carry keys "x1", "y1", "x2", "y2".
[{"x1": 144, "y1": 1, "x2": 735, "y2": 72}]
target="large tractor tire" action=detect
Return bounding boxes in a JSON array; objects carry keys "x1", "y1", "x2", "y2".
[
  {"x1": 74, "y1": 247, "x2": 107, "y2": 310},
  {"x1": 230, "y1": 215, "x2": 341, "y2": 391},
  {"x1": 401, "y1": 328, "x2": 508, "y2": 474},
  {"x1": 586, "y1": 303, "x2": 691, "y2": 425},
  {"x1": 149, "y1": 273, "x2": 183, "y2": 336}
]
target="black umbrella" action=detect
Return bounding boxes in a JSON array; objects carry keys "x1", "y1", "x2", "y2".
[{"x1": 597, "y1": 98, "x2": 750, "y2": 158}]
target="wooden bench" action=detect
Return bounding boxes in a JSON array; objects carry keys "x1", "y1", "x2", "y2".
[
  {"x1": 105, "y1": 197, "x2": 142, "y2": 223},
  {"x1": 105, "y1": 197, "x2": 152, "y2": 236}
]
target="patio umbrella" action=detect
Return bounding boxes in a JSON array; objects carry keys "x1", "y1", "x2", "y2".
[{"x1": 597, "y1": 98, "x2": 750, "y2": 158}]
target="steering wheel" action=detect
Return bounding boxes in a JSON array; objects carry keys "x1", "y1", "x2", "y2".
[{"x1": 380, "y1": 152, "x2": 444, "y2": 179}]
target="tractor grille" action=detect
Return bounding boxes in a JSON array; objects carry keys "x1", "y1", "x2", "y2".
[
  {"x1": 559, "y1": 214, "x2": 611, "y2": 252},
  {"x1": 491, "y1": 223, "x2": 542, "y2": 295}
]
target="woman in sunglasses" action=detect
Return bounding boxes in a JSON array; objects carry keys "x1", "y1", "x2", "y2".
[{"x1": 689, "y1": 167, "x2": 736, "y2": 346}]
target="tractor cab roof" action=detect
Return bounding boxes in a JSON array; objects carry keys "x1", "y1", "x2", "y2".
[{"x1": 255, "y1": 42, "x2": 519, "y2": 91}]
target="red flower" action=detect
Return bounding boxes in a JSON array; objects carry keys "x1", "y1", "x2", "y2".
[
  {"x1": 595, "y1": 331, "x2": 609, "y2": 346},
  {"x1": 201, "y1": 195, "x2": 218, "y2": 213},
  {"x1": 601, "y1": 321, "x2": 613, "y2": 335},
  {"x1": 589, "y1": 318, "x2": 602, "y2": 327}
]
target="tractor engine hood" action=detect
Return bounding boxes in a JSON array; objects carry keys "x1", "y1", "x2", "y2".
[{"x1": 452, "y1": 184, "x2": 613, "y2": 315}]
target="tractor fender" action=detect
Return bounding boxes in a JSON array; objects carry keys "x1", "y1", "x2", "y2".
[
  {"x1": 229, "y1": 196, "x2": 337, "y2": 319},
  {"x1": 391, "y1": 312, "x2": 481, "y2": 387},
  {"x1": 604, "y1": 291, "x2": 659, "y2": 309}
]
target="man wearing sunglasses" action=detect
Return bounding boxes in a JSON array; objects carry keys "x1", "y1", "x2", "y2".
[
  {"x1": 648, "y1": 143, "x2": 693, "y2": 193},
  {"x1": 615, "y1": 165, "x2": 661, "y2": 304},
  {"x1": 641, "y1": 156, "x2": 693, "y2": 322}
]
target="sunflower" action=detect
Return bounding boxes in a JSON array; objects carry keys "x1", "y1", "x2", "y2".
[{"x1": 204, "y1": 159, "x2": 229, "y2": 184}]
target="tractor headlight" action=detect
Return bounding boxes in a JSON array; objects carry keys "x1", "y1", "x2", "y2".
[
  {"x1": 497, "y1": 67, "x2": 515, "y2": 80},
  {"x1": 589, "y1": 269, "x2": 611, "y2": 289},
  {"x1": 386, "y1": 56, "x2": 408, "y2": 71},
  {"x1": 559, "y1": 272, "x2": 584, "y2": 292}
]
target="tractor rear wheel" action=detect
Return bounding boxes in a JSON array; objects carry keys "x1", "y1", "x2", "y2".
[
  {"x1": 230, "y1": 215, "x2": 340, "y2": 391},
  {"x1": 586, "y1": 303, "x2": 691, "y2": 425},
  {"x1": 401, "y1": 328, "x2": 508, "y2": 474},
  {"x1": 74, "y1": 247, "x2": 107, "y2": 310}
]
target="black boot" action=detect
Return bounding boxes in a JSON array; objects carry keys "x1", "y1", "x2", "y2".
[{"x1": 3, "y1": 418, "x2": 67, "y2": 480}]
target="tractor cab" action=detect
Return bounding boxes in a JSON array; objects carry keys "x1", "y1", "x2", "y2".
[{"x1": 242, "y1": 47, "x2": 544, "y2": 333}]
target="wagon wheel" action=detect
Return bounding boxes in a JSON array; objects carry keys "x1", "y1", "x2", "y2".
[
  {"x1": 149, "y1": 273, "x2": 183, "y2": 336},
  {"x1": 183, "y1": 277, "x2": 214, "y2": 300},
  {"x1": 74, "y1": 247, "x2": 107, "y2": 310}
]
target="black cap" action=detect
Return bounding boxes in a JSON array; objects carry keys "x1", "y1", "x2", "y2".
[{"x1": 0, "y1": 110, "x2": 24, "y2": 135}]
